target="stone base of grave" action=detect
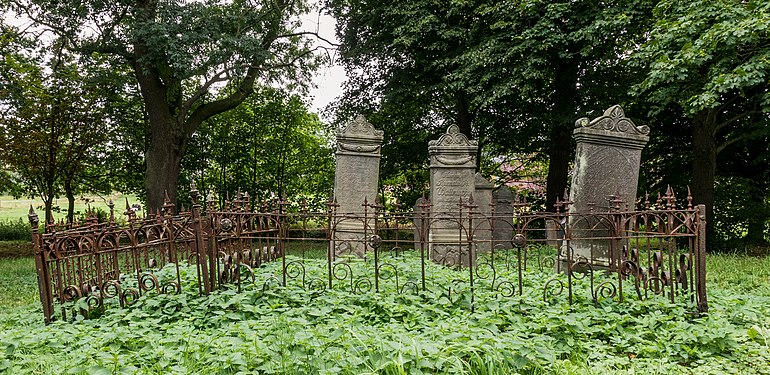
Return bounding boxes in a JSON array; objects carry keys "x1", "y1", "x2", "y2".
[
  {"x1": 556, "y1": 240, "x2": 612, "y2": 273},
  {"x1": 332, "y1": 222, "x2": 371, "y2": 258},
  {"x1": 429, "y1": 231, "x2": 474, "y2": 267}
]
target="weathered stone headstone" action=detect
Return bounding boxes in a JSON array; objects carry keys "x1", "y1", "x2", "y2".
[
  {"x1": 428, "y1": 125, "x2": 478, "y2": 266},
  {"x1": 412, "y1": 197, "x2": 429, "y2": 250},
  {"x1": 567, "y1": 105, "x2": 650, "y2": 267},
  {"x1": 473, "y1": 173, "x2": 494, "y2": 252},
  {"x1": 333, "y1": 115, "x2": 384, "y2": 257},
  {"x1": 492, "y1": 188, "x2": 514, "y2": 250}
]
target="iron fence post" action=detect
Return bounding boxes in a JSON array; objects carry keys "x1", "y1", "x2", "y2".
[
  {"x1": 30, "y1": 207, "x2": 54, "y2": 323},
  {"x1": 696, "y1": 204, "x2": 709, "y2": 313}
]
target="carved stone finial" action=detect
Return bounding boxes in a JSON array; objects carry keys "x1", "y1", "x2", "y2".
[
  {"x1": 337, "y1": 115, "x2": 384, "y2": 139},
  {"x1": 336, "y1": 115, "x2": 384, "y2": 155},
  {"x1": 429, "y1": 124, "x2": 478, "y2": 148},
  {"x1": 575, "y1": 105, "x2": 650, "y2": 136}
]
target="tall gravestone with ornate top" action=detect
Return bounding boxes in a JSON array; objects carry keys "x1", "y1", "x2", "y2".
[
  {"x1": 567, "y1": 105, "x2": 650, "y2": 267},
  {"x1": 428, "y1": 125, "x2": 478, "y2": 266},
  {"x1": 333, "y1": 115, "x2": 384, "y2": 257}
]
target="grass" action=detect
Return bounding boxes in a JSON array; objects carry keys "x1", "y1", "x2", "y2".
[
  {"x1": 0, "y1": 193, "x2": 138, "y2": 222},
  {"x1": 0, "y1": 247, "x2": 769, "y2": 374},
  {"x1": 0, "y1": 257, "x2": 37, "y2": 310}
]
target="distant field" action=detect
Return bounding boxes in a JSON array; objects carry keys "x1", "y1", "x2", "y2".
[{"x1": 0, "y1": 193, "x2": 139, "y2": 222}]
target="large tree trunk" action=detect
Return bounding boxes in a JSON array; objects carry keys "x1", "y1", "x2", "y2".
[
  {"x1": 64, "y1": 179, "x2": 75, "y2": 224},
  {"x1": 691, "y1": 108, "x2": 718, "y2": 247},
  {"x1": 145, "y1": 121, "x2": 185, "y2": 214},
  {"x1": 545, "y1": 61, "x2": 578, "y2": 213},
  {"x1": 545, "y1": 127, "x2": 572, "y2": 212},
  {"x1": 43, "y1": 197, "x2": 54, "y2": 231}
]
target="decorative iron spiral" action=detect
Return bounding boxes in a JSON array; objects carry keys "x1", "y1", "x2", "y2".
[
  {"x1": 593, "y1": 281, "x2": 617, "y2": 303},
  {"x1": 121, "y1": 288, "x2": 140, "y2": 306},
  {"x1": 101, "y1": 280, "x2": 122, "y2": 299},
  {"x1": 284, "y1": 261, "x2": 307, "y2": 287},
  {"x1": 139, "y1": 273, "x2": 159, "y2": 292},
  {"x1": 474, "y1": 260, "x2": 497, "y2": 288},
  {"x1": 621, "y1": 260, "x2": 643, "y2": 280},
  {"x1": 261, "y1": 276, "x2": 282, "y2": 292},
  {"x1": 448, "y1": 278, "x2": 469, "y2": 304},
  {"x1": 543, "y1": 278, "x2": 565, "y2": 302},
  {"x1": 569, "y1": 257, "x2": 593, "y2": 280},
  {"x1": 377, "y1": 263, "x2": 399, "y2": 291},
  {"x1": 239, "y1": 264, "x2": 255, "y2": 284},
  {"x1": 332, "y1": 262, "x2": 353, "y2": 290},
  {"x1": 495, "y1": 280, "x2": 516, "y2": 298},
  {"x1": 62, "y1": 285, "x2": 82, "y2": 303},
  {"x1": 161, "y1": 281, "x2": 180, "y2": 294},
  {"x1": 400, "y1": 281, "x2": 420, "y2": 295},
  {"x1": 643, "y1": 277, "x2": 666, "y2": 298},
  {"x1": 85, "y1": 295, "x2": 102, "y2": 311},
  {"x1": 306, "y1": 278, "x2": 327, "y2": 293},
  {"x1": 353, "y1": 278, "x2": 372, "y2": 294}
]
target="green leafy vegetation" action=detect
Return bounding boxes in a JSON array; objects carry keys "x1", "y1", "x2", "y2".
[
  {"x1": 0, "y1": 219, "x2": 30, "y2": 241},
  {"x1": 1, "y1": 254, "x2": 768, "y2": 374}
]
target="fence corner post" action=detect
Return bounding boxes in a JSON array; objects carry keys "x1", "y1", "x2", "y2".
[
  {"x1": 695, "y1": 204, "x2": 708, "y2": 313},
  {"x1": 29, "y1": 206, "x2": 53, "y2": 323}
]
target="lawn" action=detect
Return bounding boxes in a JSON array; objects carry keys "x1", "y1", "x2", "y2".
[
  {"x1": 0, "y1": 249, "x2": 768, "y2": 374},
  {"x1": 0, "y1": 194, "x2": 138, "y2": 222}
]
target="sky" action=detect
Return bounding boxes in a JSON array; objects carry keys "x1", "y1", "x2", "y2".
[
  {"x1": 299, "y1": 10, "x2": 347, "y2": 118},
  {"x1": 3, "y1": 6, "x2": 348, "y2": 119}
]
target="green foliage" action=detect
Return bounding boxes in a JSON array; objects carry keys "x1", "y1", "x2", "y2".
[
  {"x1": 179, "y1": 87, "x2": 334, "y2": 208},
  {"x1": 0, "y1": 254, "x2": 769, "y2": 374},
  {"x1": 0, "y1": 219, "x2": 30, "y2": 242},
  {"x1": 631, "y1": 0, "x2": 770, "y2": 114},
  {"x1": 328, "y1": 0, "x2": 656, "y2": 212}
]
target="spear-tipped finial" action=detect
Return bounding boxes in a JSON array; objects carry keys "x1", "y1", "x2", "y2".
[
  {"x1": 686, "y1": 186, "x2": 693, "y2": 209},
  {"x1": 28, "y1": 205, "x2": 39, "y2": 227}
]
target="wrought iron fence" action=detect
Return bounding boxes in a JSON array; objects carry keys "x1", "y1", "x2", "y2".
[{"x1": 29, "y1": 187, "x2": 708, "y2": 324}]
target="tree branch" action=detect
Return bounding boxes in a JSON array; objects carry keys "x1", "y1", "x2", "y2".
[
  {"x1": 276, "y1": 31, "x2": 341, "y2": 48},
  {"x1": 715, "y1": 110, "x2": 759, "y2": 133}
]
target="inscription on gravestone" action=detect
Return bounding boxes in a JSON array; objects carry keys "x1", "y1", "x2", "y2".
[
  {"x1": 333, "y1": 115, "x2": 384, "y2": 258},
  {"x1": 428, "y1": 125, "x2": 478, "y2": 266},
  {"x1": 567, "y1": 105, "x2": 650, "y2": 268}
]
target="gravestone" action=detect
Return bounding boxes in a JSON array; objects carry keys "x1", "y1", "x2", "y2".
[
  {"x1": 473, "y1": 173, "x2": 494, "y2": 252},
  {"x1": 567, "y1": 105, "x2": 650, "y2": 267},
  {"x1": 412, "y1": 197, "x2": 429, "y2": 251},
  {"x1": 492, "y1": 188, "x2": 514, "y2": 250},
  {"x1": 333, "y1": 115, "x2": 384, "y2": 257},
  {"x1": 428, "y1": 125, "x2": 478, "y2": 266}
]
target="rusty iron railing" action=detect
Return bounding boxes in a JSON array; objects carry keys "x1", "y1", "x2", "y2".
[{"x1": 29, "y1": 187, "x2": 708, "y2": 323}]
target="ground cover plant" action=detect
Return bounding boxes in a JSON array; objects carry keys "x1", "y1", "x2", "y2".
[{"x1": 0, "y1": 252, "x2": 769, "y2": 375}]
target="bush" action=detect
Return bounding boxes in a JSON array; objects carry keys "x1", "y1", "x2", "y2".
[{"x1": 0, "y1": 219, "x2": 31, "y2": 242}]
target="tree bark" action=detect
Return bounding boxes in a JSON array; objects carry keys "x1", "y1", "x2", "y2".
[
  {"x1": 545, "y1": 127, "x2": 572, "y2": 212},
  {"x1": 144, "y1": 120, "x2": 185, "y2": 215},
  {"x1": 43, "y1": 197, "x2": 53, "y2": 231},
  {"x1": 691, "y1": 108, "x2": 718, "y2": 245},
  {"x1": 545, "y1": 61, "x2": 578, "y2": 212},
  {"x1": 64, "y1": 179, "x2": 75, "y2": 224}
]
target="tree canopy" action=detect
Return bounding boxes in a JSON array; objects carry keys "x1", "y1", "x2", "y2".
[{"x1": 4, "y1": 0, "x2": 324, "y2": 211}]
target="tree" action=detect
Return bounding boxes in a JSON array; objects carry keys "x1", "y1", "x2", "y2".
[
  {"x1": 6, "y1": 0, "x2": 324, "y2": 211},
  {"x1": 0, "y1": 33, "x2": 110, "y2": 224},
  {"x1": 179, "y1": 87, "x2": 334, "y2": 209},
  {"x1": 631, "y1": 0, "x2": 770, "y2": 246},
  {"x1": 327, "y1": 0, "x2": 655, "y2": 211}
]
